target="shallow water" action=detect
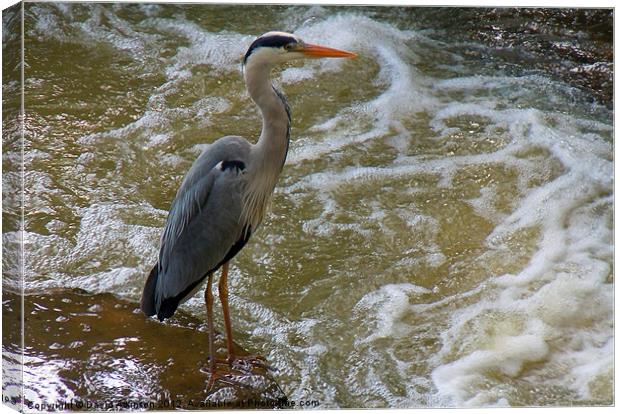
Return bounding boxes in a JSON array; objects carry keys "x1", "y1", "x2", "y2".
[{"x1": 2, "y1": 3, "x2": 613, "y2": 409}]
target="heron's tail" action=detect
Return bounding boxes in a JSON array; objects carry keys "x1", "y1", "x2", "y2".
[{"x1": 140, "y1": 264, "x2": 159, "y2": 317}]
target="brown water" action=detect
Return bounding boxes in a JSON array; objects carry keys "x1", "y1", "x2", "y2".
[
  {"x1": 2, "y1": 3, "x2": 613, "y2": 409},
  {"x1": 3, "y1": 290, "x2": 285, "y2": 410}
]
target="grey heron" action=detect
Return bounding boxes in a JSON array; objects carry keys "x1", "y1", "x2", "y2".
[{"x1": 140, "y1": 31, "x2": 356, "y2": 386}]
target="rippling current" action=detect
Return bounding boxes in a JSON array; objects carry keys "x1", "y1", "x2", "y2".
[{"x1": 2, "y1": 3, "x2": 613, "y2": 408}]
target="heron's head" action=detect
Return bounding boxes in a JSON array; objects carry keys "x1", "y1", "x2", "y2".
[{"x1": 243, "y1": 31, "x2": 356, "y2": 69}]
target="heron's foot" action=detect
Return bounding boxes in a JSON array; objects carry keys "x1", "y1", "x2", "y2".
[
  {"x1": 206, "y1": 355, "x2": 232, "y2": 367},
  {"x1": 206, "y1": 364, "x2": 247, "y2": 391},
  {"x1": 229, "y1": 354, "x2": 275, "y2": 373}
]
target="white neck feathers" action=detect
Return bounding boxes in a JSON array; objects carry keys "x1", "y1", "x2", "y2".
[{"x1": 240, "y1": 57, "x2": 291, "y2": 231}]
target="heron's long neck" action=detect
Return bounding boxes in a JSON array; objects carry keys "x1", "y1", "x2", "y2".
[
  {"x1": 245, "y1": 64, "x2": 291, "y2": 175},
  {"x1": 241, "y1": 63, "x2": 291, "y2": 230}
]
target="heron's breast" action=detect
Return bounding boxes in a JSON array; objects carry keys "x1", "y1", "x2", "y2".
[{"x1": 240, "y1": 170, "x2": 279, "y2": 231}]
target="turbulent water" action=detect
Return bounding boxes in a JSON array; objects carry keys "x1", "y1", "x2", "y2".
[{"x1": 3, "y1": 3, "x2": 613, "y2": 408}]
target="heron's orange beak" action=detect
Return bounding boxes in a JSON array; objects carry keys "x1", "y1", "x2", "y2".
[{"x1": 300, "y1": 43, "x2": 357, "y2": 59}]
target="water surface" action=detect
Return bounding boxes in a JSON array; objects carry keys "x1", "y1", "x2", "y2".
[{"x1": 2, "y1": 3, "x2": 613, "y2": 409}]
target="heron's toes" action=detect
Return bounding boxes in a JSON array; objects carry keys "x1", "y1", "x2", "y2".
[
  {"x1": 208, "y1": 373, "x2": 247, "y2": 391},
  {"x1": 206, "y1": 365, "x2": 248, "y2": 391},
  {"x1": 206, "y1": 355, "x2": 231, "y2": 367},
  {"x1": 230, "y1": 354, "x2": 276, "y2": 373}
]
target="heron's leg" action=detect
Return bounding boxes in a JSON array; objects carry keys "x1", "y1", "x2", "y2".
[
  {"x1": 205, "y1": 274, "x2": 216, "y2": 376},
  {"x1": 218, "y1": 262, "x2": 270, "y2": 372},
  {"x1": 206, "y1": 274, "x2": 236, "y2": 390},
  {"x1": 218, "y1": 262, "x2": 235, "y2": 363}
]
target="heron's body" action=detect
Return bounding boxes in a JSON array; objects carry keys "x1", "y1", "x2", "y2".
[
  {"x1": 141, "y1": 136, "x2": 253, "y2": 320},
  {"x1": 142, "y1": 84, "x2": 291, "y2": 321},
  {"x1": 140, "y1": 31, "x2": 355, "y2": 387}
]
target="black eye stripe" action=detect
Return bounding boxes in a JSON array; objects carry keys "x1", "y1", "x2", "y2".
[{"x1": 243, "y1": 34, "x2": 296, "y2": 64}]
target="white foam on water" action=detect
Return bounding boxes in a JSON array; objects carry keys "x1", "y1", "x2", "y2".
[
  {"x1": 2, "y1": 231, "x2": 23, "y2": 292},
  {"x1": 23, "y1": 203, "x2": 163, "y2": 298},
  {"x1": 79, "y1": 95, "x2": 231, "y2": 151},
  {"x1": 79, "y1": 111, "x2": 168, "y2": 145},
  {"x1": 285, "y1": 14, "x2": 439, "y2": 164},
  {"x1": 140, "y1": 17, "x2": 251, "y2": 79},
  {"x1": 28, "y1": 2, "x2": 162, "y2": 60},
  {"x1": 1, "y1": 350, "x2": 23, "y2": 410},
  {"x1": 559, "y1": 337, "x2": 613, "y2": 399},
  {"x1": 220, "y1": 293, "x2": 340, "y2": 407},
  {"x1": 467, "y1": 185, "x2": 505, "y2": 223},
  {"x1": 22, "y1": 354, "x2": 76, "y2": 405},
  {"x1": 257, "y1": 14, "x2": 612, "y2": 406},
  {"x1": 71, "y1": 12, "x2": 237, "y2": 152},
  {"x1": 345, "y1": 282, "x2": 446, "y2": 407},
  {"x1": 353, "y1": 283, "x2": 431, "y2": 344},
  {"x1": 296, "y1": 47, "x2": 612, "y2": 405},
  {"x1": 23, "y1": 4, "x2": 613, "y2": 408},
  {"x1": 422, "y1": 79, "x2": 613, "y2": 406}
]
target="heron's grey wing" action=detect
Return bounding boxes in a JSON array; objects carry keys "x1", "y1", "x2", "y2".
[
  {"x1": 158, "y1": 135, "x2": 251, "y2": 273},
  {"x1": 140, "y1": 135, "x2": 252, "y2": 319},
  {"x1": 154, "y1": 160, "x2": 248, "y2": 315}
]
